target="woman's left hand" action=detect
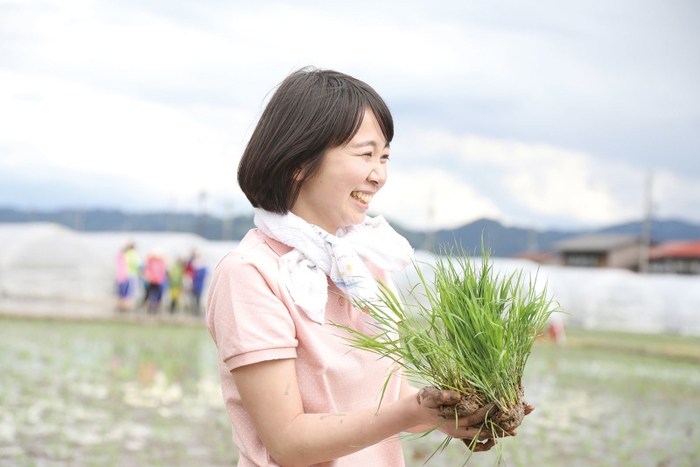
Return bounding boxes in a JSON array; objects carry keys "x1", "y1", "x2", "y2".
[
  {"x1": 416, "y1": 388, "x2": 506, "y2": 440},
  {"x1": 460, "y1": 403, "x2": 535, "y2": 451}
]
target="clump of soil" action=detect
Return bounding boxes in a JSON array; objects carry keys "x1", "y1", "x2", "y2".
[{"x1": 437, "y1": 385, "x2": 526, "y2": 432}]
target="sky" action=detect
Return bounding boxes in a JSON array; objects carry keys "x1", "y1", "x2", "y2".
[{"x1": 0, "y1": 0, "x2": 698, "y2": 232}]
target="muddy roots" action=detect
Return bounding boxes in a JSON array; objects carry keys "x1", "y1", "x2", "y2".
[{"x1": 437, "y1": 385, "x2": 526, "y2": 432}]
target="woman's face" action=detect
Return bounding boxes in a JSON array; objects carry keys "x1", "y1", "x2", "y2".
[{"x1": 291, "y1": 109, "x2": 390, "y2": 233}]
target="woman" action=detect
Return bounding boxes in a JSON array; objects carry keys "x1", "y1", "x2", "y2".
[{"x1": 207, "y1": 68, "x2": 527, "y2": 467}]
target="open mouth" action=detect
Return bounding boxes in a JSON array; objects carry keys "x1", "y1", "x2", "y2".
[{"x1": 351, "y1": 191, "x2": 373, "y2": 204}]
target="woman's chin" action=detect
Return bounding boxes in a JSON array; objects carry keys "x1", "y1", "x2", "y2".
[{"x1": 352, "y1": 213, "x2": 367, "y2": 226}]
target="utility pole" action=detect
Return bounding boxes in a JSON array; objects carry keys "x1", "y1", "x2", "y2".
[
  {"x1": 638, "y1": 170, "x2": 653, "y2": 273},
  {"x1": 74, "y1": 208, "x2": 85, "y2": 231},
  {"x1": 166, "y1": 197, "x2": 178, "y2": 232},
  {"x1": 527, "y1": 228, "x2": 539, "y2": 253},
  {"x1": 222, "y1": 199, "x2": 234, "y2": 241},
  {"x1": 422, "y1": 187, "x2": 436, "y2": 252},
  {"x1": 197, "y1": 191, "x2": 208, "y2": 238}
]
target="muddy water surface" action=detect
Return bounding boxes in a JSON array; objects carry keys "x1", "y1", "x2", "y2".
[{"x1": 1, "y1": 319, "x2": 698, "y2": 467}]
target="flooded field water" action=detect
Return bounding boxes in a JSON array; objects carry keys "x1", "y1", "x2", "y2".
[{"x1": 1, "y1": 317, "x2": 699, "y2": 467}]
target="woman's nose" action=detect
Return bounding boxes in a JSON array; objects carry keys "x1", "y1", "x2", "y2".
[{"x1": 367, "y1": 162, "x2": 387, "y2": 186}]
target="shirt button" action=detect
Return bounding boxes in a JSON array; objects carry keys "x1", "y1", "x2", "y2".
[{"x1": 338, "y1": 297, "x2": 345, "y2": 306}]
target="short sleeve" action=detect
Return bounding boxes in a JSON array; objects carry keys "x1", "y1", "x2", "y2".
[{"x1": 207, "y1": 247, "x2": 298, "y2": 371}]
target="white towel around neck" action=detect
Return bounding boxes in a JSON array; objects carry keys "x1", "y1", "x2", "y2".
[{"x1": 254, "y1": 209, "x2": 414, "y2": 324}]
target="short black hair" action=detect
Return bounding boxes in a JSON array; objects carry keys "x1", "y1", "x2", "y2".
[{"x1": 237, "y1": 67, "x2": 394, "y2": 213}]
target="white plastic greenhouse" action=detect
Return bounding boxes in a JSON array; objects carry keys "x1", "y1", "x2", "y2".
[
  {"x1": 1, "y1": 222, "x2": 698, "y2": 335},
  {"x1": 390, "y1": 251, "x2": 700, "y2": 336},
  {"x1": 0, "y1": 223, "x2": 238, "y2": 317},
  {"x1": 0, "y1": 223, "x2": 114, "y2": 316}
]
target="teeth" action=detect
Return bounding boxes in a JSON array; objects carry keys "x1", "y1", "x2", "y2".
[{"x1": 351, "y1": 191, "x2": 373, "y2": 203}]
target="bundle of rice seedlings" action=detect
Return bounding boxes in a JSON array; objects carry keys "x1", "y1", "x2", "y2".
[{"x1": 340, "y1": 244, "x2": 560, "y2": 457}]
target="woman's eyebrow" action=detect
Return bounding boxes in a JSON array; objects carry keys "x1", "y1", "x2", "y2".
[{"x1": 350, "y1": 140, "x2": 390, "y2": 149}]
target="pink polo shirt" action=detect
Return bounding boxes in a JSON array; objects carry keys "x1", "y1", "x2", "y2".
[{"x1": 206, "y1": 229, "x2": 405, "y2": 467}]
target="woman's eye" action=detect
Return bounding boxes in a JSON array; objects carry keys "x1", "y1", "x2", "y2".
[{"x1": 381, "y1": 154, "x2": 390, "y2": 162}]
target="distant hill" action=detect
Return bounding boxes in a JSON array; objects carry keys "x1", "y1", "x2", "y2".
[
  {"x1": 598, "y1": 219, "x2": 700, "y2": 241},
  {"x1": 0, "y1": 208, "x2": 255, "y2": 241},
  {"x1": 429, "y1": 218, "x2": 578, "y2": 257},
  {"x1": 427, "y1": 218, "x2": 700, "y2": 257},
  {"x1": 2, "y1": 207, "x2": 699, "y2": 257}
]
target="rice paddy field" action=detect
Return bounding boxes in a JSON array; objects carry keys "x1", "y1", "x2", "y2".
[{"x1": 1, "y1": 316, "x2": 699, "y2": 467}]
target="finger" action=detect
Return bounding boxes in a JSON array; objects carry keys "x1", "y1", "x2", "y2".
[
  {"x1": 417, "y1": 386, "x2": 460, "y2": 409},
  {"x1": 488, "y1": 426, "x2": 517, "y2": 438},
  {"x1": 464, "y1": 425, "x2": 516, "y2": 439},
  {"x1": 524, "y1": 404, "x2": 535, "y2": 416},
  {"x1": 461, "y1": 438, "x2": 497, "y2": 452},
  {"x1": 460, "y1": 426, "x2": 493, "y2": 440},
  {"x1": 475, "y1": 438, "x2": 497, "y2": 452},
  {"x1": 460, "y1": 402, "x2": 497, "y2": 426}
]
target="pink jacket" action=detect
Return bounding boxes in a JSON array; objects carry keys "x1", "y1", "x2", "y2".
[{"x1": 144, "y1": 256, "x2": 167, "y2": 284}]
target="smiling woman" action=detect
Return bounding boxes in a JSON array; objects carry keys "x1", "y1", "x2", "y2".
[{"x1": 205, "y1": 67, "x2": 527, "y2": 467}]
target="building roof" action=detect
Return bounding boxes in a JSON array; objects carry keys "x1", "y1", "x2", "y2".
[
  {"x1": 649, "y1": 240, "x2": 700, "y2": 259},
  {"x1": 554, "y1": 234, "x2": 640, "y2": 253},
  {"x1": 512, "y1": 251, "x2": 560, "y2": 264}
]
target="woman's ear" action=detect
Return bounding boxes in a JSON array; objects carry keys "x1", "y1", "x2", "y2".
[{"x1": 293, "y1": 165, "x2": 309, "y2": 182}]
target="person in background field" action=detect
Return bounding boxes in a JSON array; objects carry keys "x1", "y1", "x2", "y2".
[
  {"x1": 143, "y1": 249, "x2": 167, "y2": 314},
  {"x1": 124, "y1": 242, "x2": 142, "y2": 307},
  {"x1": 167, "y1": 258, "x2": 185, "y2": 314},
  {"x1": 206, "y1": 68, "x2": 533, "y2": 467},
  {"x1": 115, "y1": 244, "x2": 132, "y2": 311},
  {"x1": 115, "y1": 241, "x2": 140, "y2": 311},
  {"x1": 185, "y1": 249, "x2": 207, "y2": 316},
  {"x1": 547, "y1": 312, "x2": 567, "y2": 345}
]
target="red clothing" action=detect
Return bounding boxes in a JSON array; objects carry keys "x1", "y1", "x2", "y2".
[{"x1": 144, "y1": 256, "x2": 167, "y2": 285}]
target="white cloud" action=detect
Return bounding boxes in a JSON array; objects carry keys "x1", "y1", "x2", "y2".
[
  {"x1": 371, "y1": 168, "x2": 502, "y2": 230},
  {"x1": 653, "y1": 170, "x2": 700, "y2": 221},
  {"x1": 0, "y1": 70, "x2": 250, "y2": 208},
  {"x1": 394, "y1": 129, "x2": 700, "y2": 228}
]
